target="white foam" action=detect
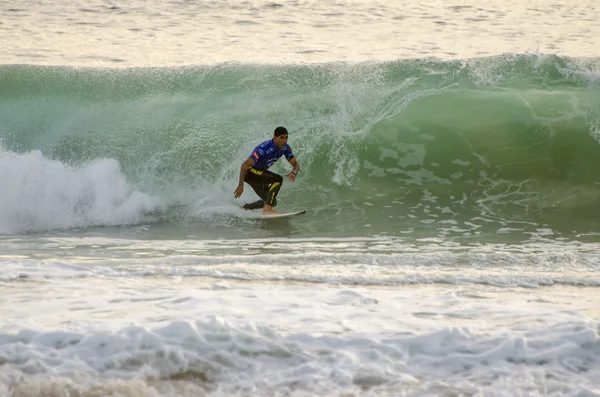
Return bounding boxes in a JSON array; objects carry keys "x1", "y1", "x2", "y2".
[
  {"x1": 1, "y1": 234, "x2": 600, "y2": 396},
  {"x1": 0, "y1": 150, "x2": 165, "y2": 234},
  {"x1": 0, "y1": 285, "x2": 598, "y2": 397},
  {"x1": 2, "y1": 237, "x2": 600, "y2": 288}
]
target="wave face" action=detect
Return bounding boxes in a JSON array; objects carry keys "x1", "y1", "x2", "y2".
[{"x1": 1, "y1": 54, "x2": 600, "y2": 238}]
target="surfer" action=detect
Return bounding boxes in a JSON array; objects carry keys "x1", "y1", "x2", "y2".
[{"x1": 234, "y1": 126, "x2": 300, "y2": 215}]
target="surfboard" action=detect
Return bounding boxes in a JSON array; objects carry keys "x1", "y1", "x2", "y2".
[{"x1": 244, "y1": 209, "x2": 307, "y2": 220}]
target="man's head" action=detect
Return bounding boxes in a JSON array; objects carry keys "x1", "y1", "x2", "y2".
[{"x1": 273, "y1": 126, "x2": 288, "y2": 149}]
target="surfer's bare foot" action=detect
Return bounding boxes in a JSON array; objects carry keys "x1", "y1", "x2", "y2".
[
  {"x1": 262, "y1": 205, "x2": 280, "y2": 215},
  {"x1": 262, "y1": 209, "x2": 280, "y2": 215}
]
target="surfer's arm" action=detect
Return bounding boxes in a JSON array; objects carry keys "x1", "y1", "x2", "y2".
[
  {"x1": 234, "y1": 158, "x2": 255, "y2": 198},
  {"x1": 285, "y1": 157, "x2": 300, "y2": 182}
]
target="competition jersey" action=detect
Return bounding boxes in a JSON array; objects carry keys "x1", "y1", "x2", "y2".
[{"x1": 249, "y1": 139, "x2": 294, "y2": 170}]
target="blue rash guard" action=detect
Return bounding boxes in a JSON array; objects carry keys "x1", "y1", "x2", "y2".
[{"x1": 249, "y1": 139, "x2": 294, "y2": 170}]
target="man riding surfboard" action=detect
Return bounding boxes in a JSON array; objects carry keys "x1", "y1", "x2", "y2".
[{"x1": 233, "y1": 126, "x2": 300, "y2": 215}]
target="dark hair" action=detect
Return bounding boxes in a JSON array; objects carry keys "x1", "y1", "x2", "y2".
[{"x1": 274, "y1": 126, "x2": 288, "y2": 137}]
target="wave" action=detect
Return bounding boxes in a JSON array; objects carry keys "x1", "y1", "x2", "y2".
[{"x1": 1, "y1": 54, "x2": 600, "y2": 236}]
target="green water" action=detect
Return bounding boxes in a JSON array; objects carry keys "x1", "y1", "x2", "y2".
[{"x1": 1, "y1": 54, "x2": 600, "y2": 238}]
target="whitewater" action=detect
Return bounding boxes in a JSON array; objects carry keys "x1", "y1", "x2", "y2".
[{"x1": 1, "y1": 1, "x2": 600, "y2": 396}]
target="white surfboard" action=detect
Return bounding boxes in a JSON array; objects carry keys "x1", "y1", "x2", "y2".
[{"x1": 244, "y1": 209, "x2": 307, "y2": 220}]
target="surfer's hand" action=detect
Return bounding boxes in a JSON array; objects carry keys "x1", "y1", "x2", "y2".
[
  {"x1": 234, "y1": 185, "x2": 244, "y2": 198},
  {"x1": 286, "y1": 172, "x2": 297, "y2": 183}
]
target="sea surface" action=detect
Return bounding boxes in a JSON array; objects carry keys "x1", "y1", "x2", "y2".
[{"x1": 1, "y1": 1, "x2": 600, "y2": 396}]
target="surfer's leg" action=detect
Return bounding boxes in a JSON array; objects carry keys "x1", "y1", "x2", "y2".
[
  {"x1": 243, "y1": 200, "x2": 264, "y2": 210},
  {"x1": 261, "y1": 171, "x2": 283, "y2": 214},
  {"x1": 262, "y1": 171, "x2": 283, "y2": 208},
  {"x1": 243, "y1": 180, "x2": 265, "y2": 209},
  {"x1": 243, "y1": 168, "x2": 267, "y2": 209},
  {"x1": 264, "y1": 182, "x2": 281, "y2": 207}
]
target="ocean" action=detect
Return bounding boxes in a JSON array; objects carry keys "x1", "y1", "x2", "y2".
[{"x1": 1, "y1": 1, "x2": 600, "y2": 396}]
